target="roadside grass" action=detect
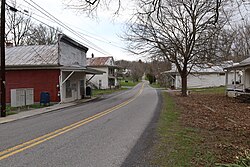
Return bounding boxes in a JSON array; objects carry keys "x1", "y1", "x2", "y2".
[
  {"x1": 119, "y1": 80, "x2": 139, "y2": 87},
  {"x1": 189, "y1": 86, "x2": 225, "y2": 94},
  {"x1": 6, "y1": 103, "x2": 49, "y2": 116},
  {"x1": 150, "y1": 82, "x2": 165, "y2": 89},
  {"x1": 92, "y1": 87, "x2": 128, "y2": 96},
  {"x1": 150, "y1": 92, "x2": 216, "y2": 166},
  {"x1": 6, "y1": 111, "x2": 18, "y2": 116}
]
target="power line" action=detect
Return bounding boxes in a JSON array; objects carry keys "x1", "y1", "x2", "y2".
[
  {"x1": 62, "y1": 22, "x2": 124, "y2": 46},
  {"x1": 6, "y1": 3, "x2": 110, "y2": 55},
  {"x1": 31, "y1": 11, "x2": 126, "y2": 50},
  {"x1": 22, "y1": 0, "x2": 111, "y2": 55},
  {"x1": 7, "y1": 0, "x2": 126, "y2": 53}
]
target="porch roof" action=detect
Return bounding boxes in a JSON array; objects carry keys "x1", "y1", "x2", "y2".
[
  {"x1": 163, "y1": 65, "x2": 226, "y2": 75},
  {"x1": 61, "y1": 66, "x2": 105, "y2": 74},
  {"x1": 224, "y1": 57, "x2": 250, "y2": 71}
]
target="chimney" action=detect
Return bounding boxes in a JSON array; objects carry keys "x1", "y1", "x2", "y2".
[{"x1": 91, "y1": 53, "x2": 94, "y2": 58}]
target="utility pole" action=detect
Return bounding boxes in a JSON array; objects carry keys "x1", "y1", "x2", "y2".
[{"x1": 0, "y1": 0, "x2": 6, "y2": 117}]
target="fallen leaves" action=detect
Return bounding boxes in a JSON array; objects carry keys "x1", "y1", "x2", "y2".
[{"x1": 171, "y1": 92, "x2": 250, "y2": 164}]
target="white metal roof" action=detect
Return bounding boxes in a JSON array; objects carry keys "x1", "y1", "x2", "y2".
[
  {"x1": 240, "y1": 57, "x2": 250, "y2": 64},
  {"x1": 164, "y1": 63, "x2": 233, "y2": 74},
  {"x1": 5, "y1": 45, "x2": 58, "y2": 66}
]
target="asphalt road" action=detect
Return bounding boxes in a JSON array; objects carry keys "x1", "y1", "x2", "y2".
[{"x1": 0, "y1": 81, "x2": 161, "y2": 167}]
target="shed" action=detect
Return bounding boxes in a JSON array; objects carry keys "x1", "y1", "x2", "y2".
[{"x1": 163, "y1": 63, "x2": 234, "y2": 89}]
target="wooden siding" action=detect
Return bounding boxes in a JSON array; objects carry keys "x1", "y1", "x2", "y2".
[{"x1": 6, "y1": 69, "x2": 60, "y2": 103}]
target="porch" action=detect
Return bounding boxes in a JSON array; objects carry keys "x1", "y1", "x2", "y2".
[
  {"x1": 59, "y1": 66, "x2": 104, "y2": 103},
  {"x1": 225, "y1": 64, "x2": 250, "y2": 98}
]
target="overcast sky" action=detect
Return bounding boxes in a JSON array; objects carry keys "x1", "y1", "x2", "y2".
[
  {"x1": 8, "y1": 0, "x2": 250, "y2": 61},
  {"x1": 11, "y1": 0, "x2": 138, "y2": 61}
]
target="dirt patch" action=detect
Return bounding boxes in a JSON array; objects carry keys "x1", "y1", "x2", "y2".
[{"x1": 171, "y1": 92, "x2": 250, "y2": 164}]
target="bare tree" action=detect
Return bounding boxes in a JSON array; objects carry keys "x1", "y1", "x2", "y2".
[
  {"x1": 125, "y1": 0, "x2": 225, "y2": 96},
  {"x1": 209, "y1": 20, "x2": 250, "y2": 63},
  {"x1": 129, "y1": 60, "x2": 145, "y2": 82},
  {"x1": 116, "y1": 60, "x2": 145, "y2": 81},
  {"x1": 64, "y1": 0, "x2": 122, "y2": 16},
  {"x1": 148, "y1": 59, "x2": 171, "y2": 86},
  {"x1": 231, "y1": 21, "x2": 250, "y2": 61},
  {"x1": 25, "y1": 24, "x2": 61, "y2": 45},
  {"x1": 64, "y1": 0, "x2": 225, "y2": 18},
  {"x1": 5, "y1": 0, "x2": 32, "y2": 46}
]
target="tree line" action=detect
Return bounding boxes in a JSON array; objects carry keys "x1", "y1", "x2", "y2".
[
  {"x1": 5, "y1": 0, "x2": 60, "y2": 46},
  {"x1": 116, "y1": 59, "x2": 171, "y2": 86}
]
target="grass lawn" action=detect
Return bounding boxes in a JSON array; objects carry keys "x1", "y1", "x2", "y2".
[
  {"x1": 92, "y1": 88, "x2": 128, "y2": 96},
  {"x1": 150, "y1": 82, "x2": 165, "y2": 89},
  {"x1": 6, "y1": 103, "x2": 50, "y2": 116},
  {"x1": 150, "y1": 92, "x2": 215, "y2": 166},
  {"x1": 119, "y1": 80, "x2": 139, "y2": 87}
]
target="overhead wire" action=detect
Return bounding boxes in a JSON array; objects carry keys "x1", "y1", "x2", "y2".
[
  {"x1": 22, "y1": 0, "x2": 111, "y2": 55},
  {"x1": 6, "y1": 3, "x2": 113, "y2": 56},
  {"x1": 8, "y1": 0, "x2": 110, "y2": 55},
  {"x1": 13, "y1": 0, "x2": 126, "y2": 50},
  {"x1": 6, "y1": 3, "x2": 126, "y2": 55}
]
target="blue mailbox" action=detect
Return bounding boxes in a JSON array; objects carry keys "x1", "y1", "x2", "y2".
[{"x1": 40, "y1": 92, "x2": 50, "y2": 105}]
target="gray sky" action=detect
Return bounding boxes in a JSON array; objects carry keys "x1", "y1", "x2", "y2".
[
  {"x1": 11, "y1": 0, "x2": 138, "y2": 61},
  {"x1": 8, "y1": 0, "x2": 250, "y2": 61}
]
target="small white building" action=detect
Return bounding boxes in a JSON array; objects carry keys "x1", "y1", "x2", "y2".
[
  {"x1": 224, "y1": 57, "x2": 250, "y2": 97},
  {"x1": 164, "y1": 63, "x2": 235, "y2": 89},
  {"x1": 86, "y1": 56, "x2": 120, "y2": 89}
]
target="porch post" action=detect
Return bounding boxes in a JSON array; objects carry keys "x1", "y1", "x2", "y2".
[
  {"x1": 243, "y1": 68, "x2": 246, "y2": 92},
  {"x1": 234, "y1": 70, "x2": 236, "y2": 89},
  {"x1": 225, "y1": 70, "x2": 228, "y2": 96},
  {"x1": 225, "y1": 70, "x2": 228, "y2": 87},
  {"x1": 175, "y1": 75, "x2": 178, "y2": 89}
]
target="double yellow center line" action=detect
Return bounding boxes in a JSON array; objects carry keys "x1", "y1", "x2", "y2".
[{"x1": 0, "y1": 83, "x2": 145, "y2": 161}]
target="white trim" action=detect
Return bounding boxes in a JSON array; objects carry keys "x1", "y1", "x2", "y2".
[{"x1": 61, "y1": 71, "x2": 75, "y2": 85}]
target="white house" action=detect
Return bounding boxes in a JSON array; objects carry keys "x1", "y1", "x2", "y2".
[
  {"x1": 163, "y1": 63, "x2": 235, "y2": 89},
  {"x1": 224, "y1": 57, "x2": 250, "y2": 97},
  {"x1": 86, "y1": 56, "x2": 120, "y2": 89}
]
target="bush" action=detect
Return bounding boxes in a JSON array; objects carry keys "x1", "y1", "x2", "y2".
[{"x1": 147, "y1": 73, "x2": 155, "y2": 84}]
